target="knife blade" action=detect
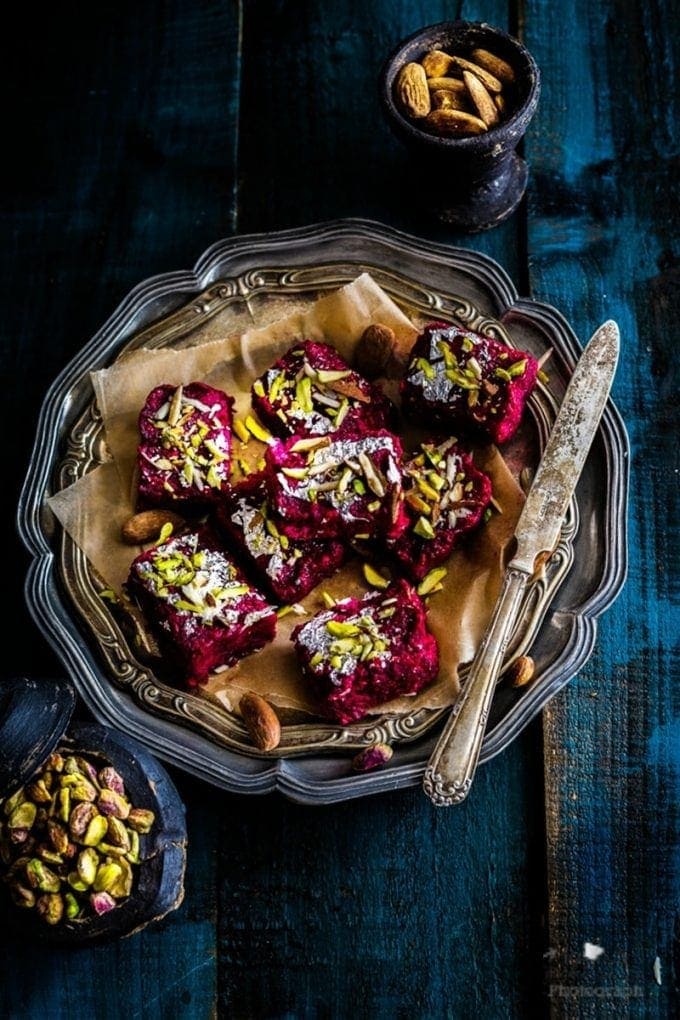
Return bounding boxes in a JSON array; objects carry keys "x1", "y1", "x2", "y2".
[{"x1": 423, "y1": 320, "x2": 620, "y2": 807}]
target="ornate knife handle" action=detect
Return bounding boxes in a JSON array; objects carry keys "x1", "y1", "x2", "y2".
[{"x1": 423, "y1": 565, "x2": 531, "y2": 806}]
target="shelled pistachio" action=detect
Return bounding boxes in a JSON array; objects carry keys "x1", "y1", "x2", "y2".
[{"x1": 0, "y1": 748, "x2": 155, "y2": 926}]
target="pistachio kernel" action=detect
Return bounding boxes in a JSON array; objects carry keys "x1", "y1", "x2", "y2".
[
  {"x1": 82, "y1": 816, "x2": 109, "y2": 847},
  {"x1": 126, "y1": 809, "x2": 155, "y2": 835},
  {"x1": 36, "y1": 892, "x2": 64, "y2": 926},
  {"x1": 97, "y1": 790, "x2": 130, "y2": 820},
  {"x1": 90, "y1": 891, "x2": 117, "y2": 915}
]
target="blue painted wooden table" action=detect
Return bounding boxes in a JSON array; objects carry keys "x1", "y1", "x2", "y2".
[{"x1": 1, "y1": 2, "x2": 677, "y2": 1017}]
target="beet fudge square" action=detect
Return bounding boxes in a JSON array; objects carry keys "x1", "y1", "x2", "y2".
[
  {"x1": 264, "y1": 424, "x2": 408, "y2": 543},
  {"x1": 391, "y1": 438, "x2": 492, "y2": 582},
  {"x1": 137, "y1": 381, "x2": 234, "y2": 509},
  {"x1": 216, "y1": 473, "x2": 347, "y2": 604},
  {"x1": 251, "y1": 340, "x2": 394, "y2": 438},
  {"x1": 292, "y1": 579, "x2": 439, "y2": 724},
  {"x1": 127, "y1": 528, "x2": 277, "y2": 685},
  {"x1": 401, "y1": 322, "x2": 538, "y2": 444}
]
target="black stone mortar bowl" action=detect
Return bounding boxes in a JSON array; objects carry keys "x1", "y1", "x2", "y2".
[{"x1": 380, "y1": 21, "x2": 540, "y2": 231}]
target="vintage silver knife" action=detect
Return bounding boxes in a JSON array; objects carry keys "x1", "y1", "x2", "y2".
[{"x1": 423, "y1": 320, "x2": 620, "y2": 807}]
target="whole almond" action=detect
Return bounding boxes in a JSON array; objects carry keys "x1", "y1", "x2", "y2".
[
  {"x1": 426, "y1": 76, "x2": 467, "y2": 94},
  {"x1": 506, "y1": 656, "x2": 535, "y2": 689},
  {"x1": 463, "y1": 70, "x2": 499, "y2": 128},
  {"x1": 471, "y1": 48, "x2": 516, "y2": 84},
  {"x1": 121, "y1": 509, "x2": 186, "y2": 545},
  {"x1": 421, "y1": 49, "x2": 455, "y2": 78},
  {"x1": 240, "y1": 692, "x2": 281, "y2": 751},
  {"x1": 355, "y1": 323, "x2": 395, "y2": 378},
  {"x1": 450, "y1": 55, "x2": 503, "y2": 94},
  {"x1": 431, "y1": 89, "x2": 469, "y2": 112},
  {"x1": 395, "y1": 62, "x2": 431, "y2": 118},
  {"x1": 425, "y1": 109, "x2": 488, "y2": 136}
]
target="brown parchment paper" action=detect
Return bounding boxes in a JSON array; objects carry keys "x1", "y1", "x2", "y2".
[{"x1": 48, "y1": 274, "x2": 524, "y2": 719}]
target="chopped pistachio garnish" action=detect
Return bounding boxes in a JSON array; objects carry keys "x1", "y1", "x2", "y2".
[
  {"x1": 245, "y1": 415, "x2": 273, "y2": 443},
  {"x1": 413, "y1": 516, "x2": 435, "y2": 540}
]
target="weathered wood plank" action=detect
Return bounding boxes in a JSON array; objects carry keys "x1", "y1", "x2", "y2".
[
  {"x1": 217, "y1": 734, "x2": 546, "y2": 1019},
  {"x1": 0, "y1": 2, "x2": 242, "y2": 1015},
  {"x1": 524, "y1": 0, "x2": 680, "y2": 1016},
  {"x1": 235, "y1": 0, "x2": 522, "y2": 280}
]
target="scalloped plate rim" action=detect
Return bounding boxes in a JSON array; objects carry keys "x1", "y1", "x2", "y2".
[{"x1": 17, "y1": 218, "x2": 629, "y2": 803}]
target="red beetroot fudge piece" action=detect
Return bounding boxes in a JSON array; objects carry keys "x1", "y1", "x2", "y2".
[
  {"x1": 251, "y1": 340, "x2": 394, "y2": 438},
  {"x1": 264, "y1": 425, "x2": 408, "y2": 543},
  {"x1": 401, "y1": 322, "x2": 538, "y2": 444},
  {"x1": 127, "y1": 528, "x2": 276, "y2": 685},
  {"x1": 390, "y1": 438, "x2": 492, "y2": 582},
  {"x1": 292, "y1": 579, "x2": 439, "y2": 724},
  {"x1": 137, "y1": 382, "x2": 234, "y2": 508},
  {"x1": 216, "y1": 473, "x2": 347, "y2": 604}
]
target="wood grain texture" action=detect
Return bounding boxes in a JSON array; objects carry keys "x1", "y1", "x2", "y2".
[
  {"x1": 0, "y1": 1, "x2": 241, "y2": 1015},
  {"x1": 235, "y1": 0, "x2": 522, "y2": 279},
  {"x1": 524, "y1": 0, "x2": 680, "y2": 1015},
  {"x1": 2, "y1": 0, "x2": 673, "y2": 1016}
]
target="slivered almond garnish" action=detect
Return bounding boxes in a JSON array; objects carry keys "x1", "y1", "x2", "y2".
[
  {"x1": 325, "y1": 377, "x2": 370, "y2": 403},
  {"x1": 358, "y1": 452, "x2": 385, "y2": 497},
  {"x1": 290, "y1": 435, "x2": 332, "y2": 453},
  {"x1": 390, "y1": 486, "x2": 402, "y2": 523},
  {"x1": 463, "y1": 71, "x2": 499, "y2": 128},
  {"x1": 406, "y1": 492, "x2": 431, "y2": 514},
  {"x1": 471, "y1": 47, "x2": 516, "y2": 84},
  {"x1": 316, "y1": 368, "x2": 352, "y2": 383},
  {"x1": 167, "y1": 384, "x2": 184, "y2": 426}
]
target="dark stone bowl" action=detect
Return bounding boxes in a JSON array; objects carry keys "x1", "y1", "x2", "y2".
[
  {"x1": 380, "y1": 21, "x2": 540, "y2": 231},
  {"x1": 0, "y1": 677, "x2": 187, "y2": 945}
]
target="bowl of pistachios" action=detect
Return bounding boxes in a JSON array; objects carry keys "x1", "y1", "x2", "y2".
[
  {"x1": 0, "y1": 677, "x2": 186, "y2": 944},
  {"x1": 380, "y1": 21, "x2": 540, "y2": 230}
]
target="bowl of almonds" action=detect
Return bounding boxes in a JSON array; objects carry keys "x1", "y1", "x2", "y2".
[{"x1": 380, "y1": 21, "x2": 540, "y2": 231}]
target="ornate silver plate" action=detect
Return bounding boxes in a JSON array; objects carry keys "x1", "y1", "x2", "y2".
[{"x1": 18, "y1": 220, "x2": 628, "y2": 803}]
